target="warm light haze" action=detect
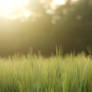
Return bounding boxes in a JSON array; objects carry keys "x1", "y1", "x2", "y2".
[
  {"x1": 51, "y1": 0, "x2": 66, "y2": 9},
  {"x1": 0, "y1": 0, "x2": 79, "y2": 19},
  {"x1": 51, "y1": 0, "x2": 79, "y2": 9},
  {"x1": 0, "y1": 0, "x2": 91, "y2": 91},
  {"x1": 0, "y1": 0, "x2": 30, "y2": 19}
]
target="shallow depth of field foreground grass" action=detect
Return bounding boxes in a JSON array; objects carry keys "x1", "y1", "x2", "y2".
[{"x1": 0, "y1": 54, "x2": 92, "y2": 92}]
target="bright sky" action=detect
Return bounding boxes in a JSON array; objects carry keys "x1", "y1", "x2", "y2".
[
  {"x1": 0, "y1": 0, "x2": 78, "y2": 20},
  {"x1": 51, "y1": 0, "x2": 79, "y2": 9},
  {"x1": 0, "y1": 0, "x2": 30, "y2": 19},
  {"x1": 51, "y1": 0, "x2": 66, "y2": 9}
]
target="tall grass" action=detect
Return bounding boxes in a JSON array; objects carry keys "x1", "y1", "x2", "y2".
[{"x1": 0, "y1": 54, "x2": 91, "y2": 92}]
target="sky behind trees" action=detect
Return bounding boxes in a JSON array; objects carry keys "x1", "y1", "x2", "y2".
[{"x1": 0, "y1": 0, "x2": 91, "y2": 56}]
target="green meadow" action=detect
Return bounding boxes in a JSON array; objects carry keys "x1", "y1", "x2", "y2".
[
  {"x1": 0, "y1": 54, "x2": 91, "y2": 92},
  {"x1": 0, "y1": 0, "x2": 91, "y2": 92}
]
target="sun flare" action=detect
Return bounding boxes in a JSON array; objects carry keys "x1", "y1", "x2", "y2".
[{"x1": 0, "y1": 0, "x2": 30, "y2": 19}]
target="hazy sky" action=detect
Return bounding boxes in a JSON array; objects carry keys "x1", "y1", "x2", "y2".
[{"x1": 0, "y1": 0, "x2": 79, "y2": 20}]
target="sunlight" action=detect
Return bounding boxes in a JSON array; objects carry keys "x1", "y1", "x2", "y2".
[
  {"x1": 0, "y1": 0, "x2": 79, "y2": 19},
  {"x1": 51, "y1": 0, "x2": 66, "y2": 9},
  {"x1": 51, "y1": 0, "x2": 79, "y2": 9},
  {"x1": 0, "y1": 0, "x2": 30, "y2": 19}
]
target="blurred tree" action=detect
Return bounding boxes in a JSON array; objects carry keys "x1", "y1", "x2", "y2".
[{"x1": 0, "y1": 0, "x2": 92, "y2": 56}]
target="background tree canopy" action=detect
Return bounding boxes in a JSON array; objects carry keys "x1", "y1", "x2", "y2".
[{"x1": 0, "y1": 0, "x2": 92, "y2": 56}]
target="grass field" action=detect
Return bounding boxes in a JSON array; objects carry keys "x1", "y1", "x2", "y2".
[{"x1": 0, "y1": 54, "x2": 92, "y2": 92}]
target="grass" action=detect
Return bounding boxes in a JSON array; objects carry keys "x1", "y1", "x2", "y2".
[{"x1": 0, "y1": 54, "x2": 91, "y2": 92}]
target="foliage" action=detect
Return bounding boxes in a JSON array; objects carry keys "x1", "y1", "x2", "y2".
[{"x1": 0, "y1": 54, "x2": 91, "y2": 92}]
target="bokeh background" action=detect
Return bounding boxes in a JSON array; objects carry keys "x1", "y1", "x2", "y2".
[{"x1": 0, "y1": 0, "x2": 92, "y2": 56}]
